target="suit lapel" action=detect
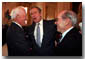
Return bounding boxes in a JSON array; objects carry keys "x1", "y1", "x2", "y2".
[
  {"x1": 31, "y1": 22, "x2": 36, "y2": 34},
  {"x1": 30, "y1": 22, "x2": 36, "y2": 43},
  {"x1": 58, "y1": 27, "x2": 76, "y2": 45},
  {"x1": 41, "y1": 20, "x2": 48, "y2": 47}
]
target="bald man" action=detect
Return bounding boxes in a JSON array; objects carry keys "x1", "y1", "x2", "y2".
[
  {"x1": 6, "y1": 6, "x2": 31, "y2": 56},
  {"x1": 55, "y1": 10, "x2": 82, "y2": 56}
]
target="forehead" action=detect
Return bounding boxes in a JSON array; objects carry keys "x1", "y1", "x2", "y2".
[
  {"x1": 58, "y1": 11, "x2": 66, "y2": 18},
  {"x1": 32, "y1": 8, "x2": 38, "y2": 10},
  {"x1": 30, "y1": 8, "x2": 38, "y2": 12},
  {"x1": 18, "y1": 8, "x2": 25, "y2": 14},
  {"x1": 19, "y1": 11, "x2": 26, "y2": 17},
  {"x1": 57, "y1": 13, "x2": 62, "y2": 19}
]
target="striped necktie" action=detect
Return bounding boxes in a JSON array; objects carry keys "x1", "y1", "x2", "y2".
[{"x1": 36, "y1": 23, "x2": 41, "y2": 47}]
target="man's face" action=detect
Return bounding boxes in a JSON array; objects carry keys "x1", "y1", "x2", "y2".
[
  {"x1": 30, "y1": 8, "x2": 41, "y2": 23},
  {"x1": 17, "y1": 10, "x2": 27, "y2": 26},
  {"x1": 55, "y1": 13, "x2": 65, "y2": 33}
]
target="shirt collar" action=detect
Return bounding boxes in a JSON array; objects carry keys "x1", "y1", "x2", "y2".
[
  {"x1": 13, "y1": 21, "x2": 22, "y2": 28},
  {"x1": 62, "y1": 26, "x2": 74, "y2": 38}
]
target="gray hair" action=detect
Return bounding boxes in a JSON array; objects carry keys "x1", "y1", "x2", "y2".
[
  {"x1": 10, "y1": 6, "x2": 25, "y2": 20},
  {"x1": 62, "y1": 11, "x2": 77, "y2": 26}
]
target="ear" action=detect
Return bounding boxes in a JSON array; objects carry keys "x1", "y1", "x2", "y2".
[
  {"x1": 55, "y1": 21, "x2": 57, "y2": 25},
  {"x1": 16, "y1": 14, "x2": 20, "y2": 18},
  {"x1": 63, "y1": 18, "x2": 70, "y2": 26},
  {"x1": 40, "y1": 13, "x2": 42, "y2": 17},
  {"x1": 15, "y1": 15, "x2": 20, "y2": 21}
]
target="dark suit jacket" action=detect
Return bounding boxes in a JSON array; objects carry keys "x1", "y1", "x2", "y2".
[
  {"x1": 6, "y1": 22, "x2": 31, "y2": 56},
  {"x1": 2, "y1": 24, "x2": 8, "y2": 45},
  {"x1": 55, "y1": 27, "x2": 82, "y2": 56},
  {"x1": 28, "y1": 20, "x2": 57, "y2": 56}
]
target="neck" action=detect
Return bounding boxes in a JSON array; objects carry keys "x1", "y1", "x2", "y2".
[
  {"x1": 61, "y1": 25, "x2": 72, "y2": 33},
  {"x1": 35, "y1": 18, "x2": 42, "y2": 23},
  {"x1": 13, "y1": 21, "x2": 22, "y2": 28}
]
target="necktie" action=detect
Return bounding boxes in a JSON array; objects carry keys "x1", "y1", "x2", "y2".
[
  {"x1": 58, "y1": 34, "x2": 62, "y2": 44},
  {"x1": 59, "y1": 35, "x2": 63, "y2": 43},
  {"x1": 36, "y1": 23, "x2": 41, "y2": 47}
]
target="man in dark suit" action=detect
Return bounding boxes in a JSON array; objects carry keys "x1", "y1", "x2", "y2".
[
  {"x1": 6, "y1": 6, "x2": 31, "y2": 56},
  {"x1": 55, "y1": 10, "x2": 82, "y2": 56},
  {"x1": 28, "y1": 7, "x2": 57, "y2": 56}
]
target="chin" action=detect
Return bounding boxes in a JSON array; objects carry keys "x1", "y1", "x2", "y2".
[
  {"x1": 33, "y1": 20, "x2": 37, "y2": 22},
  {"x1": 34, "y1": 20, "x2": 39, "y2": 23},
  {"x1": 57, "y1": 29, "x2": 60, "y2": 32}
]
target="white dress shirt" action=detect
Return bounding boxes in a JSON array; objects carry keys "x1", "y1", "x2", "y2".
[
  {"x1": 34, "y1": 19, "x2": 44, "y2": 44},
  {"x1": 59, "y1": 26, "x2": 74, "y2": 43}
]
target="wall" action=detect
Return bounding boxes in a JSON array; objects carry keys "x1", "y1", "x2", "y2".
[{"x1": 2, "y1": 2, "x2": 79, "y2": 25}]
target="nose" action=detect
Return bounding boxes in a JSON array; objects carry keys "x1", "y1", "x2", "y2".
[
  {"x1": 55, "y1": 18, "x2": 58, "y2": 24},
  {"x1": 32, "y1": 15, "x2": 35, "y2": 18},
  {"x1": 55, "y1": 21, "x2": 57, "y2": 25},
  {"x1": 31, "y1": 13, "x2": 36, "y2": 17}
]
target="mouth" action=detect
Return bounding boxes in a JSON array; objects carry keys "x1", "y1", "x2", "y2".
[
  {"x1": 33, "y1": 17, "x2": 37, "y2": 19},
  {"x1": 34, "y1": 18, "x2": 36, "y2": 20}
]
